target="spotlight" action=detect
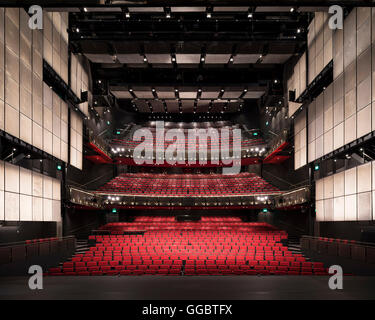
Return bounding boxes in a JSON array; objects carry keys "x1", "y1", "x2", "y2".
[
  {"x1": 143, "y1": 56, "x2": 148, "y2": 62},
  {"x1": 125, "y1": 12, "x2": 130, "y2": 18},
  {"x1": 297, "y1": 28, "x2": 301, "y2": 34},
  {"x1": 83, "y1": 7, "x2": 88, "y2": 12},
  {"x1": 290, "y1": 7, "x2": 295, "y2": 12}
]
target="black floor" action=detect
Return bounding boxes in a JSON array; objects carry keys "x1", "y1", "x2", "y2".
[{"x1": 0, "y1": 276, "x2": 375, "y2": 300}]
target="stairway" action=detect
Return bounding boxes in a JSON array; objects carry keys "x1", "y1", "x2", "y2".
[
  {"x1": 75, "y1": 240, "x2": 90, "y2": 255},
  {"x1": 286, "y1": 235, "x2": 311, "y2": 261}
]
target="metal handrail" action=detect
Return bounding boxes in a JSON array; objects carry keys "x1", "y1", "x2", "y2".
[
  {"x1": 301, "y1": 235, "x2": 375, "y2": 248},
  {"x1": 0, "y1": 236, "x2": 75, "y2": 248}
]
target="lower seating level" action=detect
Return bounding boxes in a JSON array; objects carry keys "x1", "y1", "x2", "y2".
[{"x1": 48, "y1": 218, "x2": 327, "y2": 276}]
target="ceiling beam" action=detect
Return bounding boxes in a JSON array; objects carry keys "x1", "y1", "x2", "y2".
[{"x1": 93, "y1": 66, "x2": 283, "y2": 86}]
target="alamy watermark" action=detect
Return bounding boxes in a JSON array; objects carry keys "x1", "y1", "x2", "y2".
[
  {"x1": 28, "y1": 265, "x2": 43, "y2": 290},
  {"x1": 130, "y1": 121, "x2": 242, "y2": 175},
  {"x1": 328, "y1": 265, "x2": 343, "y2": 290},
  {"x1": 328, "y1": 5, "x2": 343, "y2": 30},
  {"x1": 28, "y1": 5, "x2": 43, "y2": 30}
]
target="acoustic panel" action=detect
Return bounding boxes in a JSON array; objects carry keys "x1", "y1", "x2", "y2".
[
  {"x1": 19, "y1": 194, "x2": 32, "y2": 221},
  {"x1": 358, "y1": 192, "x2": 372, "y2": 220},
  {"x1": 333, "y1": 196, "x2": 345, "y2": 221},
  {"x1": 5, "y1": 191, "x2": 19, "y2": 221},
  {"x1": 357, "y1": 162, "x2": 372, "y2": 193},
  {"x1": 5, "y1": 162, "x2": 19, "y2": 193},
  {"x1": 334, "y1": 171, "x2": 345, "y2": 197}
]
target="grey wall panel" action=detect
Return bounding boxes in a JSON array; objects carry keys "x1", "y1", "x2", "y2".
[
  {"x1": 357, "y1": 162, "x2": 372, "y2": 193},
  {"x1": 345, "y1": 89, "x2": 356, "y2": 119},
  {"x1": 20, "y1": 87, "x2": 31, "y2": 118},
  {"x1": 20, "y1": 36, "x2": 31, "y2": 68},
  {"x1": 5, "y1": 47, "x2": 19, "y2": 82},
  {"x1": 357, "y1": 48, "x2": 371, "y2": 84},
  {"x1": 32, "y1": 196, "x2": 42, "y2": 221},
  {"x1": 345, "y1": 61, "x2": 357, "y2": 93},
  {"x1": 19, "y1": 194, "x2": 32, "y2": 221},
  {"x1": 324, "y1": 198, "x2": 334, "y2": 221},
  {"x1": 308, "y1": 141, "x2": 315, "y2": 163},
  {"x1": 5, "y1": 103, "x2": 19, "y2": 138},
  {"x1": 315, "y1": 135, "x2": 324, "y2": 159},
  {"x1": 344, "y1": 9, "x2": 357, "y2": 68},
  {"x1": 333, "y1": 123, "x2": 344, "y2": 150},
  {"x1": 5, "y1": 75, "x2": 19, "y2": 110},
  {"x1": 333, "y1": 29, "x2": 344, "y2": 79},
  {"x1": 32, "y1": 123, "x2": 42, "y2": 150},
  {"x1": 324, "y1": 107, "x2": 333, "y2": 132},
  {"x1": 334, "y1": 75, "x2": 344, "y2": 102},
  {"x1": 333, "y1": 196, "x2": 345, "y2": 221},
  {"x1": 20, "y1": 167, "x2": 32, "y2": 196},
  {"x1": 357, "y1": 14, "x2": 371, "y2": 56},
  {"x1": 5, "y1": 191, "x2": 19, "y2": 221},
  {"x1": 345, "y1": 167, "x2": 357, "y2": 195},
  {"x1": 323, "y1": 129, "x2": 333, "y2": 155},
  {"x1": 345, "y1": 114, "x2": 357, "y2": 144},
  {"x1": 357, "y1": 76, "x2": 371, "y2": 111},
  {"x1": 357, "y1": 104, "x2": 372, "y2": 138},
  {"x1": 345, "y1": 194, "x2": 357, "y2": 221},
  {"x1": 5, "y1": 162, "x2": 19, "y2": 193},
  {"x1": 316, "y1": 200, "x2": 325, "y2": 221},
  {"x1": 357, "y1": 192, "x2": 372, "y2": 220},
  {"x1": 334, "y1": 171, "x2": 345, "y2": 197},
  {"x1": 333, "y1": 98, "x2": 344, "y2": 126},
  {"x1": 5, "y1": 16, "x2": 19, "y2": 56},
  {"x1": 19, "y1": 114, "x2": 32, "y2": 145}
]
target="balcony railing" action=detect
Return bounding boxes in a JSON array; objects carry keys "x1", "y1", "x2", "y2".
[
  {"x1": 67, "y1": 185, "x2": 310, "y2": 209},
  {"x1": 87, "y1": 129, "x2": 112, "y2": 159},
  {"x1": 274, "y1": 186, "x2": 310, "y2": 208}
]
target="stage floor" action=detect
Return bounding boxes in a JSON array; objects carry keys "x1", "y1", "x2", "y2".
[{"x1": 0, "y1": 275, "x2": 375, "y2": 300}]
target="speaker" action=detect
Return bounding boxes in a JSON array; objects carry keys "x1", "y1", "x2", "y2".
[
  {"x1": 80, "y1": 91, "x2": 88, "y2": 102},
  {"x1": 289, "y1": 90, "x2": 296, "y2": 102}
]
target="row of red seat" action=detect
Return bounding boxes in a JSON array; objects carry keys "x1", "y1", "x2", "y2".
[
  {"x1": 97, "y1": 173, "x2": 280, "y2": 196},
  {"x1": 318, "y1": 237, "x2": 358, "y2": 244},
  {"x1": 26, "y1": 237, "x2": 59, "y2": 244},
  {"x1": 48, "y1": 220, "x2": 327, "y2": 276}
]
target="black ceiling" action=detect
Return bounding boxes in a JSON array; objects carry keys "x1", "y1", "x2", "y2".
[{"x1": 62, "y1": 6, "x2": 313, "y2": 114}]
